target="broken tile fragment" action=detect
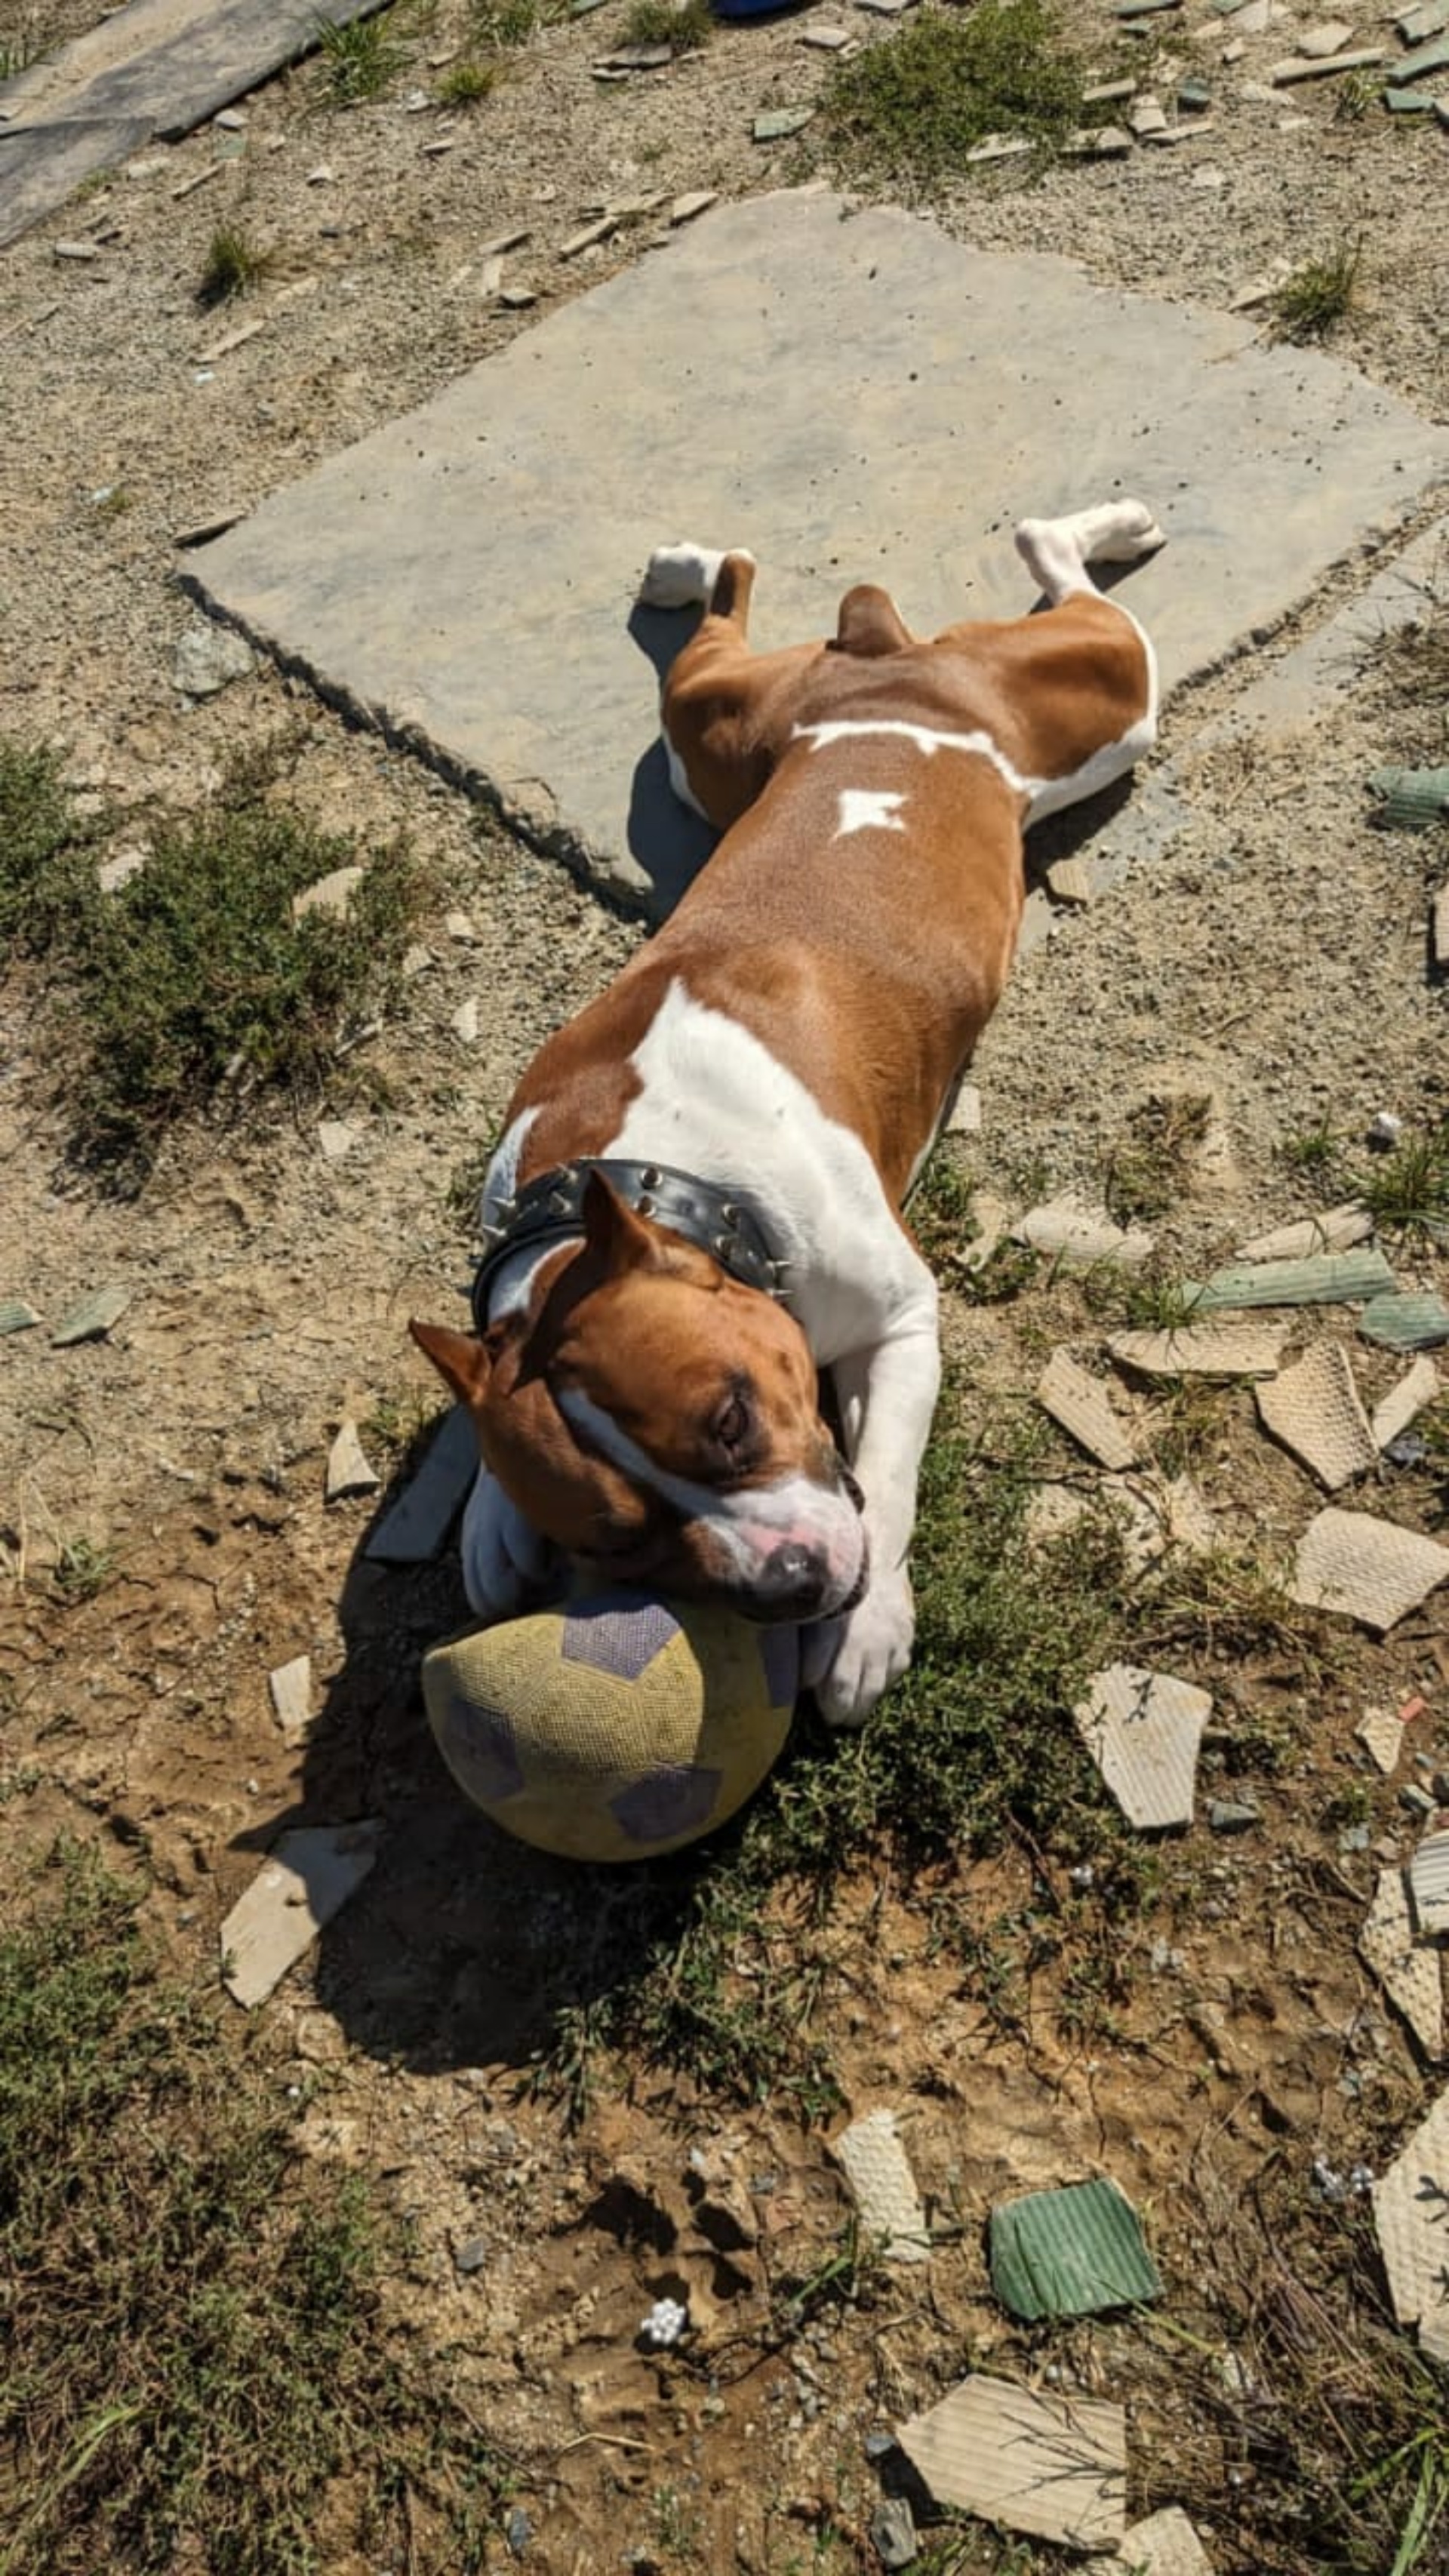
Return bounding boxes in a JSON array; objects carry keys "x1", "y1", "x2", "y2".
[
  {"x1": 1399, "y1": 0, "x2": 1449, "y2": 38},
  {"x1": 989, "y1": 2177, "x2": 1162, "y2": 2320},
  {"x1": 1184, "y1": 1248, "x2": 1395, "y2": 1313},
  {"x1": 752, "y1": 106, "x2": 814, "y2": 138},
  {"x1": 1410, "y1": 1831, "x2": 1449, "y2": 1940},
  {"x1": 1295, "y1": 17, "x2": 1353, "y2": 52},
  {"x1": 1045, "y1": 857, "x2": 1096, "y2": 903},
  {"x1": 1129, "y1": 92, "x2": 1171, "y2": 131},
  {"x1": 317, "y1": 1120, "x2": 358, "y2": 1162},
  {"x1": 51, "y1": 1284, "x2": 131, "y2": 1346},
  {"x1": 945, "y1": 1081, "x2": 982, "y2": 1136},
  {"x1": 897, "y1": 2374, "x2": 1127, "y2": 2553},
  {"x1": 1256, "y1": 1340, "x2": 1377, "y2": 1491},
  {"x1": 1116, "y1": 2506, "x2": 1215, "y2": 2574},
  {"x1": 269, "y1": 1654, "x2": 312, "y2": 1744},
  {"x1": 1235, "y1": 1203, "x2": 1371, "y2": 1262},
  {"x1": 1358, "y1": 1707, "x2": 1404, "y2": 1773},
  {"x1": 326, "y1": 1420, "x2": 381, "y2": 1501},
  {"x1": 1361, "y1": 1293, "x2": 1449, "y2": 1353},
  {"x1": 1386, "y1": 28, "x2": 1449, "y2": 77},
  {"x1": 1291, "y1": 1508, "x2": 1449, "y2": 1633},
  {"x1": 220, "y1": 1823, "x2": 381, "y2": 2007},
  {"x1": 1075, "y1": 1663, "x2": 1211, "y2": 1830},
  {"x1": 365, "y1": 1404, "x2": 478, "y2": 1563},
  {"x1": 1373, "y1": 1356, "x2": 1441, "y2": 1451},
  {"x1": 1373, "y1": 2083, "x2": 1449, "y2": 2351},
  {"x1": 1360, "y1": 1867, "x2": 1443, "y2": 2056},
  {"x1": 1109, "y1": 1321, "x2": 1285, "y2": 1380},
  {"x1": 1016, "y1": 1194, "x2": 1153, "y2": 1269},
  {"x1": 292, "y1": 864, "x2": 363, "y2": 922},
  {"x1": 0, "y1": 1298, "x2": 42, "y2": 1334},
  {"x1": 669, "y1": 187, "x2": 718, "y2": 220},
  {"x1": 1269, "y1": 42, "x2": 1383, "y2": 75},
  {"x1": 832, "y1": 2110, "x2": 930, "y2": 2262},
  {"x1": 1038, "y1": 1351, "x2": 1139, "y2": 1470}
]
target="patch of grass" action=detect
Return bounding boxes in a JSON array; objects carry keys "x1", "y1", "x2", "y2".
[
  {"x1": 315, "y1": 7, "x2": 405, "y2": 103},
  {"x1": 51, "y1": 1535, "x2": 114, "y2": 1603},
  {"x1": 1270, "y1": 237, "x2": 1363, "y2": 345},
  {"x1": 1278, "y1": 1113, "x2": 1343, "y2": 1177},
  {"x1": 0, "y1": 1839, "x2": 512, "y2": 2574},
  {"x1": 1105, "y1": 1090, "x2": 1212, "y2": 1225},
  {"x1": 1080, "y1": 1260, "x2": 1204, "y2": 1335},
  {"x1": 0, "y1": 737, "x2": 96, "y2": 954},
  {"x1": 620, "y1": 0, "x2": 712, "y2": 50},
  {"x1": 469, "y1": 0, "x2": 552, "y2": 42},
  {"x1": 197, "y1": 223, "x2": 272, "y2": 307},
  {"x1": 821, "y1": 0, "x2": 1086, "y2": 194},
  {"x1": 1334, "y1": 63, "x2": 1381, "y2": 121},
  {"x1": 0, "y1": 12, "x2": 45, "y2": 80},
  {"x1": 435, "y1": 49, "x2": 503, "y2": 100},
  {"x1": 1356, "y1": 1122, "x2": 1449, "y2": 1245}
]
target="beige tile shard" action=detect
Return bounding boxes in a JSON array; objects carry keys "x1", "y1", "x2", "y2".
[
  {"x1": 1109, "y1": 1322, "x2": 1286, "y2": 1380},
  {"x1": 1038, "y1": 1351, "x2": 1139, "y2": 1471},
  {"x1": 946, "y1": 1080, "x2": 982, "y2": 1135},
  {"x1": 1357, "y1": 1706, "x2": 1404, "y2": 1774},
  {"x1": 832, "y1": 2109, "x2": 930, "y2": 2261},
  {"x1": 1075, "y1": 1663, "x2": 1211, "y2": 1830},
  {"x1": 1291, "y1": 1509, "x2": 1449, "y2": 1633},
  {"x1": 1117, "y1": 2506, "x2": 1215, "y2": 2574},
  {"x1": 291, "y1": 863, "x2": 364, "y2": 922},
  {"x1": 897, "y1": 2374, "x2": 1127, "y2": 2552},
  {"x1": 1235, "y1": 1202, "x2": 1371, "y2": 1261},
  {"x1": 1373, "y1": 2084, "x2": 1449, "y2": 2350},
  {"x1": 325, "y1": 1419, "x2": 381, "y2": 1500},
  {"x1": 268, "y1": 1654, "x2": 312, "y2": 1743},
  {"x1": 1158, "y1": 1473, "x2": 1217, "y2": 1556},
  {"x1": 1410, "y1": 1832, "x2": 1449, "y2": 1940},
  {"x1": 1360, "y1": 1867, "x2": 1444, "y2": 2057},
  {"x1": 1016, "y1": 1193, "x2": 1155, "y2": 1269},
  {"x1": 1257, "y1": 1341, "x2": 1376, "y2": 1490},
  {"x1": 220, "y1": 1823, "x2": 382, "y2": 2007},
  {"x1": 1372, "y1": 1356, "x2": 1441, "y2": 1451}
]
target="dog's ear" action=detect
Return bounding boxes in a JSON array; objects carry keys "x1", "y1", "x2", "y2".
[
  {"x1": 580, "y1": 1170, "x2": 671, "y2": 1278},
  {"x1": 409, "y1": 1319, "x2": 494, "y2": 1405}
]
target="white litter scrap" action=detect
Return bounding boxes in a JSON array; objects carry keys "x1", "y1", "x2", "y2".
[
  {"x1": 1359, "y1": 1867, "x2": 1444, "y2": 2059},
  {"x1": 1038, "y1": 1350, "x2": 1139, "y2": 1471},
  {"x1": 1014, "y1": 1193, "x2": 1155, "y2": 1270},
  {"x1": 1356, "y1": 1706, "x2": 1403, "y2": 1774},
  {"x1": 268, "y1": 1654, "x2": 312, "y2": 1744},
  {"x1": 1116, "y1": 2506, "x2": 1215, "y2": 2574},
  {"x1": 220, "y1": 1822, "x2": 381, "y2": 2008},
  {"x1": 1291, "y1": 1509, "x2": 1449, "y2": 1633},
  {"x1": 1372, "y1": 1356, "x2": 1441, "y2": 1452},
  {"x1": 325, "y1": 1418, "x2": 381, "y2": 1500},
  {"x1": 1373, "y1": 2084, "x2": 1449, "y2": 2356},
  {"x1": 639, "y1": 2295, "x2": 688, "y2": 2348},
  {"x1": 1075, "y1": 1663, "x2": 1211, "y2": 1830},
  {"x1": 832, "y1": 2109, "x2": 930, "y2": 2262},
  {"x1": 1410, "y1": 1833, "x2": 1449, "y2": 1940},
  {"x1": 896, "y1": 2373, "x2": 1127, "y2": 2553},
  {"x1": 1256, "y1": 1340, "x2": 1377, "y2": 1491},
  {"x1": 1109, "y1": 1321, "x2": 1286, "y2": 1381},
  {"x1": 1235, "y1": 1204, "x2": 1371, "y2": 1262}
]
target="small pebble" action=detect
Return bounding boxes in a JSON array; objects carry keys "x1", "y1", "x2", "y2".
[
  {"x1": 1208, "y1": 1798, "x2": 1260, "y2": 1833},
  {"x1": 454, "y1": 2235, "x2": 488, "y2": 2273}
]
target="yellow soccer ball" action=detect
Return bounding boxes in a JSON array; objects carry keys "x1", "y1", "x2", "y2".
[{"x1": 422, "y1": 1590, "x2": 798, "y2": 1864}]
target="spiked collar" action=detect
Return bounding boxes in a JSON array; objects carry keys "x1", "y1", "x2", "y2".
[{"x1": 470, "y1": 1158, "x2": 791, "y2": 1332}]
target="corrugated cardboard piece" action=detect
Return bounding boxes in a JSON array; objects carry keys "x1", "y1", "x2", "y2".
[
  {"x1": 1075, "y1": 1665, "x2": 1211, "y2": 1830},
  {"x1": 897, "y1": 2373, "x2": 1127, "y2": 2551},
  {"x1": 1291, "y1": 1510, "x2": 1449, "y2": 1632},
  {"x1": 832, "y1": 2110, "x2": 930, "y2": 2263}
]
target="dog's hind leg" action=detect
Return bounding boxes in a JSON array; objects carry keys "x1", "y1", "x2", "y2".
[
  {"x1": 639, "y1": 546, "x2": 816, "y2": 830},
  {"x1": 1014, "y1": 499, "x2": 1164, "y2": 605}
]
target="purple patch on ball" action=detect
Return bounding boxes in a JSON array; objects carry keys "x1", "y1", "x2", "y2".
[
  {"x1": 759, "y1": 1624, "x2": 799, "y2": 1709},
  {"x1": 446, "y1": 1694, "x2": 525, "y2": 1802},
  {"x1": 611, "y1": 1765, "x2": 723, "y2": 1844},
  {"x1": 562, "y1": 1594, "x2": 679, "y2": 1682}
]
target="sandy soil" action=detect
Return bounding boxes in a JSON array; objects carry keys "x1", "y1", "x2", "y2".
[{"x1": 2, "y1": 0, "x2": 1447, "y2": 2567}]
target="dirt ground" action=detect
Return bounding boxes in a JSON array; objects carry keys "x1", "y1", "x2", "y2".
[{"x1": 2, "y1": 0, "x2": 1449, "y2": 2567}]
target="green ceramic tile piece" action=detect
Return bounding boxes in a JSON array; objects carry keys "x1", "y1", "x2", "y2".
[
  {"x1": 1367, "y1": 763, "x2": 1449, "y2": 824},
  {"x1": 50, "y1": 1285, "x2": 132, "y2": 1346},
  {"x1": 1384, "y1": 81, "x2": 1439, "y2": 103},
  {"x1": 1386, "y1": 29, "x2": 1449, "y2": 75},
  {"x1": 990, "y1": 2179, "x2": 1163, "y2": 2322},
  {"x1": 752, "y1": 107, "x2": 814, "y2": 139},
  {"x1": 1360, "y1": 1293, "x2": 1449, "y2": 1351},
  {"x1": 1183, "y1": 1249, "x2": 1395, "y2": 1313},
  {"x1": 0, "y1": 1300, "x2": 42, "y2": 1335}
]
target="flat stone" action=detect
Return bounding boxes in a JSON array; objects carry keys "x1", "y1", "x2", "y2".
[
  {"x1": 0, "y1": 1299, "x2": 42, "y2": 1335},
  {"x1": 1084, "y1": 76, "x2": 1138, "y2": 100},
  {"x1": 1038, "y1": 1351, "x2": 1139, "y2": 1470},
  {"x1": 445, "y1": 908, "x2": 477, "y2": 942},
  {"x1": 1109, "y1": 1321, "x2": 1285, "y2": 1380},
  {"x1": 292, "y1": 864, "x2": 364, "y2": 922},
  {"x1": 1185, "y1": 1248, "x2": 1396, "y2": 1313},
  {"x1": 870, "y1": 2498, "x2": 918, "y2": 2570},
  {"x1": 174, "y1": 503, "x2": 248, "y2": 547},
  {"x1": 1075, "y1": 1663, "x2": 1211, "y2": 1830},
  {"x1": 1235, "y1": 1204, "x2": 1372, "y2": 1262},
  {"x1": 220, "y1": 1821, "x2": 381, "y2": 2007},
  {"x1": 1130, "y1": 94, "x2": 1171, "y2": 131},
  {"x1": 1373, "y1": 1356, "x2": 1441, "y2": 1451},
  {"x1": 897, "y1": 2375, "x2": 1126, "y2": 2552},
  {"x1": 1400, "y1": 0, "x2": 1449, "y2": 32},
  {"x1": 365, "y1": 1403, "x2": 478, "y2": 1562},
  {"x1": 1386, "y1": 28, "x2": 1449, "y2": 75},
  {"x1": 51, "y1": 1283, "x2": 131, "y2": 1345},
  {"x1": 1115, "y1": 2508, "x2": 1215, "y2": 2574},
  {"x1": 1358, "y1": 1707, "x2": 1404, "y2": 1773},
  {"x1": 1361, "y1": 1293, "x2": 1449, "y2": 1352},
  {"x1": 752, "y1": 107, "x2": 815, "y2": 137},
  {"x1": 1063, "y1": 121, "x2": 1136, "y2": 153},
  {"x1": 1297, "y1": 17, "x2": 1354, "y2": 52},
  {"x1": 669, "y1": 189, "x2": 718, "y2": 222},
  {"x1": 325, "y1": 1419, "x2": 381, "y2": 1500},
  {"x1": 1373, "y1": 2083, "x2": 1449, "y2": 2347},
  {"x1": 832, "y1": 2109, "x2": 930, "y2": 2262},
  {"x1": 268, "y1": 1653, "x2": 312, "y2": 1743},
  {"x1": 184, "y1": 192, "x2": 1449, "y2": 919},
  {"x1": 1015, "y1": 1194, "x2": 1154, "y2": 1270},
  {"x1": 317, "y1": 1119, "x2": 358, "y2": 1162},
  {"x1": 1410, "y1": 1831, "x2": 1449, "y2": 1940},
  {"x1": 0, "y1": 117, "x2": 152, "y2": 251},
  {"x1": 452, "y1": 996, "x2": 480, "y2": 1045},
  {"x1": 989, "y1": 2177, "x2": 1161, "y2": 2319},
  {"x1": 1207, "y1": 1797, "x2": 1260, "y2": 1833},
  {"x1": 1291, "y1": 1507, "x2": 1449, "y2": 1633},
  {"x1": 561, "y1": 214, "x2": 619, "y2": 258},
  {"x1": 172, "y1": 615, "x2": 255, "y2": 697},
  {"x1": 1256, "y1": 1340, "x2": 1376, "y2": 1491},
  {"x1": 1269, "y1": 43, "x2": 1383, "y2": 75}
]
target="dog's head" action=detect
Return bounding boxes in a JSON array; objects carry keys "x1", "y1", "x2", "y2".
[{"x1": 411, "y1": 1174, "x2": 866, "y2": 1623}]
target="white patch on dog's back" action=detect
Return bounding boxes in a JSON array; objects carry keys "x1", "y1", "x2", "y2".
[
  {"x1": 835, "y1": 788, "x2": 906, "y2": 839},
  {"x1": 795, "y1": 716, "x2": 1034, "y2": 800}
]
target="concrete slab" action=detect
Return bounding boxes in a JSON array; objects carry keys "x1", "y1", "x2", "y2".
[
  {"x1": 186, "y1": 191, "x2": 1449, "y2": 916},
  {"x1": 0, "y1": 0, "x2": 392, "y2": 247}
]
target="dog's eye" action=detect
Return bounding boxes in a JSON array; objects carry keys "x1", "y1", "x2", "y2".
[{"x1": 712, "y1": 1391, "x2": 750, "y2": 1453}]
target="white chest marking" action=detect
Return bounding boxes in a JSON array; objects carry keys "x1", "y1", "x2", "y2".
[
  {"x1": 603, "y1": 977, "x2": 934, "y2": 1365},
  {"x1": 835, "y1": 787, "x2": 907, "y2": 840}
]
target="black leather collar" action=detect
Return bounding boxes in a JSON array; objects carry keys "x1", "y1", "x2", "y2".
[{"x1": 471, "y1": 1158, "x2": 790, "y2": 1331}]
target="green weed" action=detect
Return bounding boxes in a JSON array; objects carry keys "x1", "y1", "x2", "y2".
[
  {"x1": 1270, "y1": 237, "x2": 1363, "y2": 344},
  {"x1": 0, "y1": 737, "x2": 95, "y2": 953},
  {"x1": 435, "y1": 49, "x2": 503, "y2": 100},
  {"x1": 620, "y1": 0, "x2": 712, "y2": 49},
  {"x1": 315, "y1": 8, "x2": 404, "y2": 102},
  {"x1": 469, "y1": 0, "x2": 553, "y2": 42},
  {"x1": 197, "y1": 223, "x2": 272, "y2": 307},
  {"x1": 822, "y1": 0, "x2": 1086, "y2": 194},
  {"x1": 1105, "y1": 1090, "x2": 1212, "y2": 1225},
  {"x1": 51, "y1": 1535, "x2": 114, "y2": 1603},
  {"x1": 1357, "y1": 1122, "x2": 1449, "y2": 1244},
  {"x1": 0, "y1": 12, "x2": 45, "y2": 79}
]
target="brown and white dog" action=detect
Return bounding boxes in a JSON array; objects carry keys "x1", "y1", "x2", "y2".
[{"x1": 411, "y1": 500, "x2": 1163, "y2": 1726}]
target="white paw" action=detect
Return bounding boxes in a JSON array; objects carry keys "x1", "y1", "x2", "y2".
[
  {"x1": 1096, "y1": 500, "x2": 1166, "y2": 561},
  {"x1": 637, "y1": 542, "x2": 727, "y2": 610},
  {"x1": 459, "y1": 1468, "x2": 555, "y2": 1621},
  {"x1": 802, "y1": 1571, "x2": 915, "y2": 1731}
]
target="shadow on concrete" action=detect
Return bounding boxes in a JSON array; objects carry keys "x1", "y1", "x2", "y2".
[{"x1": 623, "y1": 602, "x2": 718, "y2": 913}]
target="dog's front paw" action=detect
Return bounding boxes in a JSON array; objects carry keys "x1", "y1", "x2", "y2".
[
  {"x1": 637, "y1": 542, "x2": 728, "y2": 610},
  {"x1": 801, "y1": 1571, "x2": 915, "y2": 1731},
  {"x1": 459, "y1": 1468, "x2": 555, "y2": 1621}
]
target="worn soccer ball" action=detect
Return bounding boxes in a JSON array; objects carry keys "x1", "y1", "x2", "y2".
[{"x1": 422, "y1": 1590, "x2": 798, "y2": 1864}]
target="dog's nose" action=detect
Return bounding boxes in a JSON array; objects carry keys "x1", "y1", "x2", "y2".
[{"x1": 755, "y1": 1542, "x2": 829, "y2": 1617}]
